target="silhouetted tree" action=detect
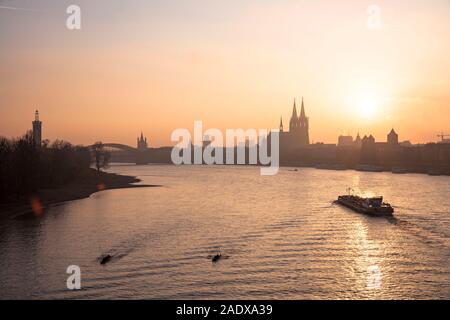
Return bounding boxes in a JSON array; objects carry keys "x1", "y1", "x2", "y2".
[
  {"x1": 0, "y1": 137, "x2": 13, "y2": 200},
  {"x1": 0, "y1": 133, "x2": 93, "y2": 201},
  {"x1": 12, "y1": 131, "x2": 40, "y2": 197},
  {"x1": 91, "y1": 142, "x2": 110, "y2": 172}
]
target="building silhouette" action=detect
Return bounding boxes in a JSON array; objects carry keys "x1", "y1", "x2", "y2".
[
  {"x1": 387, "y1": 128, "x2": 399, "y2": 146},
  {"x1": 337, "y1": 132, "x2": 364, "y2": 148},
  {"x1": 278, "y1": 98, "x2": 310, "y2": 152},
  {"x1": 137, "y1": 132, "x2": 148, "y2": 151},
  {"x1": 136, "y1": 132, "x2": 149, "y2": 164},
  {"x1": 360, "y1": 135, "x2": 377, "y2": 165},
  {"x1": 355, "y1": 133, "x2": 362, "y2": 147},
  {"x1": 32, "y1": 110, "x2": 42, "y2": 146},
  {"x1": 338, "y1": 135, "x2": 354, "y2": 147}
]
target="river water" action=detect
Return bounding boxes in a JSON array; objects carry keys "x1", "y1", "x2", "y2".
[{"x1": 0, "y1": 165, "x2": 449, "y2": 299}]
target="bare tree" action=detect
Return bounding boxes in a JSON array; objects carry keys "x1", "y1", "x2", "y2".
[
  {"x1": 91, "y1": 142, "x2": 110, "y2": 172},
  {"x1": 0, "y1": 133, "x2": 93, "y2": 201}
]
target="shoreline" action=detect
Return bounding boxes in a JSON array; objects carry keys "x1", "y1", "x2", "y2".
[
  {"x1": 0, "y1": 169, "x2": 160, "y2": 220},
  {"x1": 275, "y1": 162, "x2": 450, "y2": 176},
  {"x1": 114, "y1": 162, "x2": 450, "y2": 177}
]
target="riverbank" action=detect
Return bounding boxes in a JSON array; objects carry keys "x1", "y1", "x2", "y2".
[
  {"x1": 0, "y1": 169, "x2": 160, "y2": 220},
  {"x1": 278, "y1": 162, "x2": 450, "y2": 176}
]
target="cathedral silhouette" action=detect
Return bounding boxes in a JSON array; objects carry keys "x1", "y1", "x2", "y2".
[{"x1": 278, "y1": 98, "x2": 310, "y2": 151}]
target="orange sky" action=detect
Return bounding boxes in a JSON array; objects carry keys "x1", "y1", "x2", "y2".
[{"x1": 1, "y1": 0, "x2": 449, "y2": 147}]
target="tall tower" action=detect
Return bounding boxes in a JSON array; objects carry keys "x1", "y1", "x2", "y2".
[
  {"x1": 137, "y1": 132, "x2": 148, "y2": 151},
  {"x1": 298, "y1": 97, "x2": 310, "y2": 145},
  {"x1": 355, "y1": 132, "x2": 362, "y2": 147},
  {"x1": 32, "y1": 110, "x2": 42, "y2": 146},
  {"x1": 387, "y1": 128, "x2": 399, "y2": 146},
  {"x1": 279, "y1": 116, "x2": 284, "y2": 132},
  {"x1": 289, "y1": 99, "x2": 298, "y2": 132}
]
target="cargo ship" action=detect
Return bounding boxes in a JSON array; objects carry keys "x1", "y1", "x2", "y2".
[{"x1": 336, "y1": 194, "x2": 394, "y2": 216}]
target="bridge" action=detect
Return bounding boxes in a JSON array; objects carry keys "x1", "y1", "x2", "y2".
[
  {"x1": 88, "y1": 143, "x2": 148, "y2": 164},
  {"x1": 101, "y1": 143, "x2": 137, "y2": 152},
  {"x1": 87, "y1": 143, "x2": 173, "y2": 164}
]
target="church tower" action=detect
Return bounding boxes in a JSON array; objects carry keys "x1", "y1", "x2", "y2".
[
  {"x1": 298, "y1": 97, "x2": 310, "y2": 145},
  {"x1": 278, "y1": 97, "x2": 311, "y2": 152},
  {"x1": 137, "y1": 132, "x2": 148, "y2": 151},
  {"x1": 355, "y1": 132, "x2": 362, "y2": 147},
  {"x1": 387, "y1": 128, "x2": 399, "y2": 146},
  {"x1": 289, "y1": 99, "x2": 298, "y2": 132},
  {"x1": 32, "y1": 110, "x2": 42, "y2": 146}
]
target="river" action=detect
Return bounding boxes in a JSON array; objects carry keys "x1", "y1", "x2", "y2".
[{"x1": 1, "y1": 165, "x2": 449, "y2": 299}]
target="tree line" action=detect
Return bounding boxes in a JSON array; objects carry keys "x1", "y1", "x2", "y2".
[{"x1": 0, "y1": 131, "x2": 110, "y2": 201}]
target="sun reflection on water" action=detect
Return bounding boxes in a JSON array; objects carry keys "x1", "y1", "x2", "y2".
[{"x1": 348, "y1": 220, "x2": 385, "y2": 297}]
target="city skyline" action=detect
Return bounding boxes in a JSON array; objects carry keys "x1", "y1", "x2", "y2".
[
  {"x1": 1, "y1": 0, "x2": 450, "y2": 146},
  {"x1": 12, "y1": 104, "x2": 449, "y2": 149},
  {"x1": 1, "y1": 1, "x2": 450, "y2": 303}
]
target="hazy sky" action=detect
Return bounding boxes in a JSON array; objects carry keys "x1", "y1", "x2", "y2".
[{"x1": 1, "y1": 0, "x2": 449, "y2": 146}]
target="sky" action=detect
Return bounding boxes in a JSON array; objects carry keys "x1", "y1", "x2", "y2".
[{"x1": 1, "y1": 0, "x2": 449, "y2": 146}]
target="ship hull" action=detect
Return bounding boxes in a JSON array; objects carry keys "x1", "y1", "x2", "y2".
[{"x1": 337, "y1": 197, "x2": 394, "y2": 216}]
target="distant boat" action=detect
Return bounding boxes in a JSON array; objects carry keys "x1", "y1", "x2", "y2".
[
  {"x1": 428, "y1": 169, "x2": 444, "y2": 176},
  {"x1": 336, "y1": 195, "x2": 394, "y2": 216},
  {"x1": 212, "y1": 253, "x2": 222, "y2": 262},
  {"x1": 100, "y1": 254, "x2": 112, "y2": 265},
  {"x1": 357, "y1": 165, "x2": 383, "y2": 172},
  {"x1": 391, "y1": 167, "x2": 409, "y2": 174},
  {"x1": 315, "y1": 164, "x2": 347, "y2": 170}
]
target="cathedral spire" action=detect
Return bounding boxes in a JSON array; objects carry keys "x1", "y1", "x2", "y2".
[
  {"x1": 292, "y1": 98, "x2": 298, "y2": 119},
  {"x1": 285, "y1": 96, "x2": 310, "y2": 146},
  {"x1": 137, "y1": 131, "x2": 148, "y2": 150},
  {"x1": 289, "y1": 98, "x2": 298, "y2": 132},
  {"x1": 300, "y1": 97, "x2": 306, "y2": 119}
]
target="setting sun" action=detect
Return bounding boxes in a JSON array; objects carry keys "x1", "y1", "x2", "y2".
[
  {"x1": 357, "y1": 97, "x2": 378, "y2": 119},
  {"x1": 351, "y1": 85, "x2": 384, "y2": 121}
]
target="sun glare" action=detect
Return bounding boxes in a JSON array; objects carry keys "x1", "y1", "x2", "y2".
[
  {"x1": 358, "y1": 98, "x2": 378, "y2": 119},
  {"x1": 351, "y1": 87, "x2": 383, "y2": 121}
]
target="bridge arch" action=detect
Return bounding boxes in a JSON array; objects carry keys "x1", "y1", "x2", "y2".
[
  {"x1": 88, "y1": 143, "x2": 136, "y2": 152},
  {"x1": 88, "y1": 143, "x2": 150, "y2": 164}
]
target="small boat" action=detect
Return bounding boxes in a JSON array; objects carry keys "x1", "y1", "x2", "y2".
[
  {"x1": 100, "y1": 254, "x2": 112, "y2": 265},
  {"x1": 428, "y1": 169, "x2": 444, "y2": 176},
  {"x1": 212, "y1": 253, "x2": 222, "y2": 262},
  {"x1": 336, "y1": 195, "x2": 394, "y2": 216},
  {"x1": 315, "y1": 164, "x2": 347, "y2": 171},
  {"x1": 357, "y1": 165, "x2": 383, "y2": 172},
  {"x1": 391, "y1": 167, "x2": 408, "y2": 174}
]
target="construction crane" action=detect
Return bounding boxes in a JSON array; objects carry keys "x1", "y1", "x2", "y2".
[{"x1": 437, "y1": 133, "x2": 450, "y2": 142}]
